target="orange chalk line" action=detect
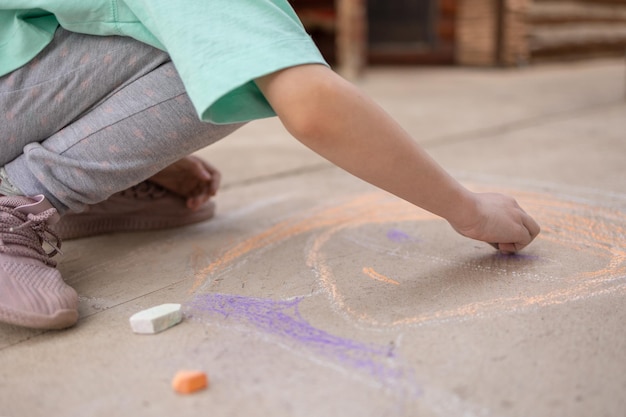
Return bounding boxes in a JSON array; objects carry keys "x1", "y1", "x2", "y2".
[
  {"x1": 308, "y1": 191, "x2": 626, "y2": 327},
  {"x1": 190, "y1": 187, "x2": 626, "y2": 328},
  {"x1": 191, "y1": 193, "x2": 433, "y2": 292},
  {"x1": 362, "y1": 267, "x2": 400, "y2": 286},
  {"x1": 326, "y1": 192, "x2": 626, "y2": 325}
]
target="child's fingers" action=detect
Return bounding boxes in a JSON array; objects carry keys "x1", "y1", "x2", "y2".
[
  {"x1": 489, "y1": 210, "x2": 540, "y2": 254},
  {"x1": 194, "y1": 157, "x2": 221, "y2": 196},
  {"x1": 207, "y1": 169, "x2": 221, "y2": 196},
  {"x1": 503, "y1": 212, "x2": 540, "y2": 253},
  {"x1": 186, "y1": 182, "x2": 213, "y2": 209},
  {"x1": 497, "y1": 242, "x2": 518, "y2": 254},
  {"x1": 186, "y1": 193, "x2": 210, "y2": 210},
  {"x1": 185, "y1": 156, "x2": 213, "y2": 181},
  {"x1": 522, "y1": 212, "x2": 541, "y2": 240}
]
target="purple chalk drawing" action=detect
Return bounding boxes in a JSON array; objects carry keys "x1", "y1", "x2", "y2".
[
  {"x1": 493, "y1": 251, "x2": 541, "y2": 261},
  {"x1": 186, "y1": 293, "x2": 419, "y2": 395},
  {"x1": 386, "y1": 229, "x2": 419, "y2": 243}
]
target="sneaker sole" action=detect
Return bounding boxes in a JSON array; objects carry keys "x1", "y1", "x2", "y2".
[
  {"x1": 53, "y1": 201, "x2": 216, "y2": 240},
  {"x1": 0, "y1": 307, "x2": 78, "y2": 330}
]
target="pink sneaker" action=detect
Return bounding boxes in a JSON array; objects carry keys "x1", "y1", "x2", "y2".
[
  {"x1": 0, "y1": 195, "x2": 78, "y2": 329},
  {"x1": 53, "y1": 181, "x2": 216, "y2": 240}
]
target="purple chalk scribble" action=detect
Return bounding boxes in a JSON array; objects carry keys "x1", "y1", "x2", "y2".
[
  {"x1": 186, "y1": 293, "x2": 418, "y2": 394},
  {"x1": 493, "y1": 252, "x2": 541, "y2": 261},
  {"x1": 386, "y1": 229, "x2": 418, "y2": 243}
]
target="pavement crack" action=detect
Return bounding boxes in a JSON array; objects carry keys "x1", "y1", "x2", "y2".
[
  {"x1": 221, "y1": 162, "x2": 334, "y2": 190},
  {"x1": 422, "y1": 100, "x2": 624, "y2": 149}
]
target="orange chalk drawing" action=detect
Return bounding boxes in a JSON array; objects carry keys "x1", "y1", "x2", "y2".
[
  {"x1": 190, "y1": 184, "x2": 626, "y2": 328},
  {"x1": 362, "y1": 267, "x2": 400, "y2": 285}
]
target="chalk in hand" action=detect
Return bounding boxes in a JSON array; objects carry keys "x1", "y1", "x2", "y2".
[
  {"x1": 129, "y1": 303, "x2": 183, "y2": 334},
  {"x1": 172, "y1": 370, "x2": 209, "y2": 394}
]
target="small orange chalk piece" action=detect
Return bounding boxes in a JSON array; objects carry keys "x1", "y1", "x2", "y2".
[{"x1": 172, "y1": 370, "x2": 209, "y2": 394}]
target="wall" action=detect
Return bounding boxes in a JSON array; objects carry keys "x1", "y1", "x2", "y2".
[
  {"x1": 456, "y1": 0, "x2": 626, "y2": 66},
  {"x1": 529, "y1": 0, "x2": 626, "y2": 62},
  {"x1": 456, "y1": 0, "x2": 530, "y2": 66}
]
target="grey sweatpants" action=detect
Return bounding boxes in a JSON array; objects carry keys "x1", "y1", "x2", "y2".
[{"x1": 0, "y1": 28, "x2": 244, "y2": 214}]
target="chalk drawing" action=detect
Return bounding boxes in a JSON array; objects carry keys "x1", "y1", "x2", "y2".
[
  {"x1": 362, "y1": 267, "x2": 400, "y2": 285},
  {"x1": 185, "y1": 183, "x2": 625, "y2": 398},
  {"x1": 189, "y1": 185, "x2": 626, "y2": 328},
  {"x1": 187, "y1": 293, "x2": 418, "y2": 395},
  {"x1": 386, "y1": 229, "x2": 418, "y2": 243}
]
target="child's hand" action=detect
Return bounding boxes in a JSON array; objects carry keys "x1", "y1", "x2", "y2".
[
  {"x1": 450, "y1": 192, "x2": 540, "y2": 254},
  {"x1": 148, "y1": 156, "x2": 221, "y2": 210}
]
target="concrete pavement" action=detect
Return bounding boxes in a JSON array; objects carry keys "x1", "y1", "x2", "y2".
[{"x1": 1, "y1": 58, "x2": 625, "y2": 417}]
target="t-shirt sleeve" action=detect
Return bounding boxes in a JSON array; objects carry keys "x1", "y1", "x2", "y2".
[{"x1": 120, "y1": 0, "x2": 328, "y2": 124}]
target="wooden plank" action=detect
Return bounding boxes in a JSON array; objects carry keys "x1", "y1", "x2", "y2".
[{"x1": 336, "y1": 0, "x2": 367, "y2": 79}]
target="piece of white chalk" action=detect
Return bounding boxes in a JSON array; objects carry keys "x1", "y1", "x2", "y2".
[{"x1": 129, "y1": 303, "x2": 183, "y2": 334}]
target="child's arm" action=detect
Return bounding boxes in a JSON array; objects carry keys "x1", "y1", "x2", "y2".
[{"x1": 255, "y1": 64, "x2": 540, "y2": 253}]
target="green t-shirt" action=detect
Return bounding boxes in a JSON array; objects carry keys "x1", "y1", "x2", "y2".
[{"x1": 0, "y1": 0, "x2": 327, "y2": 124}]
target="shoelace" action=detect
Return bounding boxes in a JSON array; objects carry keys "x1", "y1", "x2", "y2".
[
  {"x1": 0, "y1": 206, "x2": 62, "y2": 267},
  {"x1": 119, "y1": 181, "x2": 168, "y2": 200}
]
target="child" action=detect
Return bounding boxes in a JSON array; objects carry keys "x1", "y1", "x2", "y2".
[{"x1": 0, "y1": 1, "x2": 539, "y2": 330}]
